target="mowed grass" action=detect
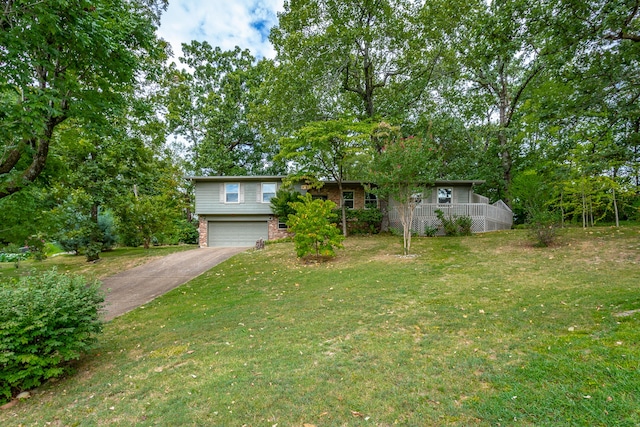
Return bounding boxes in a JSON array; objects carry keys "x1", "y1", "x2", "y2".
[
  {"x1": 0, "y1": 245, "x2": 197, "y2": 281},
  {"x1": 1, "y1": 228, "x2": 639, "y2": 426}
]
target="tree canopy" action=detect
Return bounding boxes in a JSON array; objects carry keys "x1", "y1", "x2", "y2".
[{"x1": 2, "y1": 0, "x2": 639, "y2": 251}]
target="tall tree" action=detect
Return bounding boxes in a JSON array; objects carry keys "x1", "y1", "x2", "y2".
[
  {"x1": 0, "y1": 0, "x2": 166, "y2": 198},
  {"x1": 267, "y1": 0, "x2": 445, "y2": 127},
  {"x1": 165, "y1": 43, "x2": 278, "y2": 175},
  {"x1": 451, "y1": 0, "x2": 554, "y2": 206}
]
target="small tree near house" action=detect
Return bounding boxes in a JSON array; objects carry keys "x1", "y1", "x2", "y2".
[
  {"x1": 368, "y1": 125, "x2": 441, "y2": 255},
  {"x1": 277, "y1": 118, "x2": 373, "y2": 237},
  {"x1": 286, "y1": 193, "x2": 345, "y2": 259}
]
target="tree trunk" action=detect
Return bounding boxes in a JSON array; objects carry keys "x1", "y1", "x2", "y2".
[
  {"x1": 379, "y1": 198, "x2": 389, "y2": 232},
  {"x1": 338, "y1": 181, "x2": 347, "y2": 237},
  {"x1": 613, "y1": 187, "x2": 619, "y2": 227}
]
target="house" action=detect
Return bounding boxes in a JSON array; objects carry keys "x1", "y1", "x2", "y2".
[{"x1": 189, "y1": 176, "x2": 513, "y2": 247}]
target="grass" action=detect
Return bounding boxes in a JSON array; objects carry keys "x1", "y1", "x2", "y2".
[
  {"x1": 1, "y1": 227, "x2": 639, "y2": 426},
  {"x1": 0, "y1": 245, "x2": 197, "y2": 281}
]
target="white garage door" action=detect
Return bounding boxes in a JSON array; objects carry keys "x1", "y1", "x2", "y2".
[{"x1": 208, "y1": 221, "x2": 268, "y2": 247}]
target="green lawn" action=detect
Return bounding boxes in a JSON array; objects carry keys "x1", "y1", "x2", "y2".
[
  {"x1": 0, "y1": 245, "x2": 197, "y2": 281},
  {"x1": 1, "y1": 228, "x2": 639, "y2": 426}
]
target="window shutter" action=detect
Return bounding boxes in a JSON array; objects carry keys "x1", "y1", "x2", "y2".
[
  {"x1": 239, "y1": 184, "x2": 244, "y2": 203},
  {"x1": 257, "y1": 183, "x2": 262, "y2": 202},
  {"x1": 219, "y1": 184, "x2": 225, "y2": 202}
]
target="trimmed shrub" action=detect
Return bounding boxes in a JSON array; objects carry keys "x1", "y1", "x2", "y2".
[{"x1": 0, "y1": 270, "x2": 104, "y2": 404}]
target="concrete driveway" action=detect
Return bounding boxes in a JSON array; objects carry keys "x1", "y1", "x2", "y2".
[{"x1": 100, "y1": 247, "x2": 247, "y2": 321}]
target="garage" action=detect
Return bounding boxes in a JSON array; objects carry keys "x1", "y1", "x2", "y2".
[{"x1": 207, "y1": 221, "x2": 268, "y2": 247}]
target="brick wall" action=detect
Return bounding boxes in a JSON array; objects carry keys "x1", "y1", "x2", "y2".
[
  {"x1": 268, "y1": 217, "x2": 291, "y2": 240},
  {"x1": 198, "y1": 216, "x2": 208, "y2": 247},
  {"x1": 308, "y1": 183, "x2": 368, "y2": 209}
]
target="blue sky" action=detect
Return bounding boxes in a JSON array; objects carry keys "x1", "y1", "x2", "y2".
[{"x1": 157, "y1": 0, "x2": 284, "y2": 62}]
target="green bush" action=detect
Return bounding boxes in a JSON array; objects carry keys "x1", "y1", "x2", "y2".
[
  {"x1": 0, "y1": 270, "x2": 104, "y2": 404},
  {"x1": 336, "y1": 208, "x2": 383, "y2": 235},
  {"x1": 424, "y1": 224, "x2": 439, "y2": 237},
  {"x1": 435, "y1": 209, "x2": 473, "y2": 236},
  {"x1": 528, "y1": 211, "x2": 560, "y2": 247},
  {"x1": 287, "y1": 193, "x2": 344, "y2": 259},
  {"x1": 456, "y1": 215, "x2": 473, "y2": 236},
  {"x1": 270, "y1": 189, "x2": 302, "y2": 219},
  {"x1": 25, "y1": 234, "x2": 47, "y2": 261}
]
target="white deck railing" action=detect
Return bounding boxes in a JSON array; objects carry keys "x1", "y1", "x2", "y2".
[{"x1": 389, "y1": 201, "x2": 513, "y2": 235}]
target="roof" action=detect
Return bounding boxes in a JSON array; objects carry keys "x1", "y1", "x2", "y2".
[
  {"x1": 187, "y1": 176, "x2": 485, "y2": 186},
  {"x1": 186, "y1": 176, "x2": 285, "y2": 182}
]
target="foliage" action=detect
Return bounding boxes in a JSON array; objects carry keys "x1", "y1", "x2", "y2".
[
  {"x1": 267, "y1": 0, "x2": 445, "y2": 124},
  {"x1": 173, "y1": 219, "x2": 199, "y2": 245},
  {"x1": 165, "y1": 43, "x2": 280, "y2": 175},
  {"x1": 367, "y1": 124, "x2": 442, "y2": 254},
  {"x1": 0, "y1": 0, "x2": 166, "y2": 198},
  {"x1": 336, "y1": 208, "x2": 383, "y2": 235},
  {"x1": 0, "y1": 270, "x2": 104, "y2": 404},
  {"x1": 0, "y1": 185, "x2": 56, "y2": 245},
  {"x1": 424, "y1": 224, "x2": 439, "y2": 237},
  {"x1": 434, "y1": 209, "x2": 473, "y2": 236},
  {"x1": 510, "y1": 170, "x2": 552, "y2": 224},
  {"x1": 0, "y1": 244, "x2": 27, "y2": 267},
  {"x1": 24, "y1": 234, "x2": 46, "y2": 261},
  {"x1": 2, "y1": 229, "x2": 639, "y2": 424},
  {"x1": 286, "y1": 193, "x2": 345, "y2": 259},
  {"x1": 527, "y1": 211, "x2": 560, "y2": 247},
  {"x1": 278, "y1": 118, "x2": 374, "y2": 236},
  {"x1": 98, "y1": 211, "x2": 117, "y2": 251},
  {"x1": 269, "y1": 188, "x2": 302, "y2": 220},
  {"x1": 113, "y1": 194, "x2": 181, "y2": 249}
]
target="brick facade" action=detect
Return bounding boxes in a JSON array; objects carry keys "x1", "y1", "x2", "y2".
[
  {"x1": 268, "y1": 217, "x2": 291, "y2": 240},
  {"x1": 198, "y1": 216, "x2": 208, "y2": 247},
  {"x1": 308, "y1": 183, "x2": 371, "y2": 209}
]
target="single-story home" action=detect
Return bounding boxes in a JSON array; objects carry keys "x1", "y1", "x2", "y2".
[{"x1": 188, "y1": 176, "x2": 513, "y2": 247}]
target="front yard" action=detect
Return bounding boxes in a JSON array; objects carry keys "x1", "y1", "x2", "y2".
[{"x1": 1, "y1": 228, "x2": 639, "y2": 425}]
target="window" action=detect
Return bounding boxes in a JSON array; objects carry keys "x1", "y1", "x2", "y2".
[
  {"x1": 438, "y1": 188, "x2": 452, "y2": 204},
  {"x1": 365, "y1": 192, "x2": 378, "y2": 209},
  {"x1": 278, "y1": 221, "x2": 288, "y2": 230},
  {"x1": 411, "y1": 192, "x2": 422, "y2": 205},
  {"x1": 225, "y1": 183, "x2": 239, "y2": 203},
  {"x1": 312, "y1": 195, "x2": 328, "y2": 200},
  {"x1": 342, "y1": 191, "x2": 354, "y2": 209},
  {"x1": 262, "y1": 182, "x2": 277, "y2": 203}
]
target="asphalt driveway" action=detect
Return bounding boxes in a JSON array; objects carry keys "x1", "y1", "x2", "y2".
[{"x1": 100, "y1": 247, "x2": 247, "y2": 321}]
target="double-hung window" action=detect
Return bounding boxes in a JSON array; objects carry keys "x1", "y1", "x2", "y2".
[
  {"x1": 225, "y1": 183, "x2": 240, "y2": 203},
  {"x1": 365, "y1": 192, "x2": 378, "y2": 209},
  {"x1": 342, "y1": 191, "x2": 354, "y2": 209},
  {"x1": 261, "y1": 183, "x2": 277, "y2": 203},
  {"x1": 438, "y1": 188, "x2": 452, "y2": 204}
]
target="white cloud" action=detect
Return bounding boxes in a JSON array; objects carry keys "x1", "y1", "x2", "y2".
[{"x1": 158, "y1": 0, "x2": 284, "y2": 63}]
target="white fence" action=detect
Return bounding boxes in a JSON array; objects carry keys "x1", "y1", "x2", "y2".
[{"x1": 389, "y1": 201, "x2": 513, "y2": 235}]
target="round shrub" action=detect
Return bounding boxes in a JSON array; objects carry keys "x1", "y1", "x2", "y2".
[{"x1": 0, "y1": 270, "x2": 104, "y2": 404}]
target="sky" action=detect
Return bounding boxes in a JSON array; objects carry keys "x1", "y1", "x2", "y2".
[{"x1": 157, "y1": 0, "x2": 285, "y2": 63}]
